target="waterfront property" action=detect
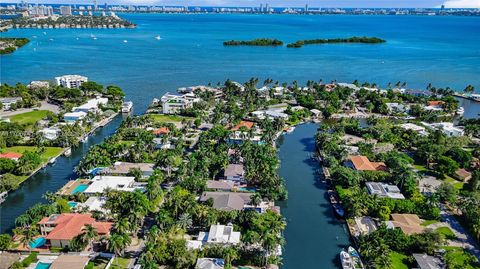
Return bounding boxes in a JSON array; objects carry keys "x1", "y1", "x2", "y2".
[
  {"x1": 386, "y1": 214, "x2": 424, "y2": 235},
  {"x1": 345, "y1": 155, "x2": 387, "y2": 171},
  {"x1": 55, "y1": 75, "x2": 88, "y2": 89},
  {"x1": 83, "y1": 175, "x2": 137, "y2": 194},
  {"x1": 366, "y1": 182, "x2": 405, "y2": 199},
  {"x1": 63, "y1": 111, "x2": 87, "y2": 123},
  {"x1": 160, "y1": 92, "x2": 198, "y2": 114},
  {"x1": 223, "y1": 164, "x2": 245, "y2": 182},
  {"x1": 421, "y1": 122, "x2": 465, "y2": 137},
  {"x1": 38, "y1": 213, "x2": 112, "y2": 248},
  {"x1": 0, "y1": 151, "x2": 22, "y2": 161},
  {"x1": 72, "y1": 97, "x2": 109, "y2": 113}
]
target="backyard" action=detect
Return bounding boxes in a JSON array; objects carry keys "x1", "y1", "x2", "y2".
[{"x1": 7, "y1": 110, "x2": 53, "y2": 126}]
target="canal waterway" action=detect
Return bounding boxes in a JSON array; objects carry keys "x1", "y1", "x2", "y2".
[
  {"x1": 0, "y1": 115, "x2": 123, "y2": 233},
  {"x1": 278, "y1": 123, "x2": 350, "y2": 268}
]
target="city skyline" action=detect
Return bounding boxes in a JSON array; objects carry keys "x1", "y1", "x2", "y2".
[{"x1": 4, "y1": 0, "x2": 480, "y2": 8}]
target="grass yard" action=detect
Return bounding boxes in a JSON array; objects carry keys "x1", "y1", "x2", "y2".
[
  {"x1": 445, "y1": 176, "x2": 465, "y2": 190},
  {"x1": 421, "y1": 220, "x2": 439, "y2": 226},
  {"x1": 149, "y1": 114, "x2": 193, "y2": 123},
  {"x1": 390, "y1": 252, "x2": 411, "y2": 269},
  {"x1": 88, "y1": 256, "x2": 111, "y2": 269},
  {"x1": 110, "y1": 257, "x2": 131, "y2": 269},
  {"x1": 443, "y1": 246, "x2": 480, "y2": 269},
  {"x1": 5, "y1": 146, "x2": 63, "y2": 163},
  {"x1": 436, "y1": 227, "x2": 456, "y2": 240},
  {"x1": 7, "y1": 110, "x2": 52, "y2": 126}
]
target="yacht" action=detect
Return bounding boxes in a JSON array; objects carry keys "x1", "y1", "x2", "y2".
[
  {"x1": 155, "y1": 35, "x2": 161, "y2": 40},
  {"x1": 456, "y1": 107, "x2": 464, "y2": 115},
  {"x1": 348, "y1": 247, "x2": 365, "y2": 269},
  {"x1": 64, "y1": 147, "x2": 72, "y2": 157},
  {"x1": 0, "y1": 191, "x2": 7, "y2": 204},
  {"x1": 327, "y1": 190, "x2": 345, "y2": 217},
  {"x1": 340, "y1": 249, "x2": 353, "y2": 269},
  {"x1": 122, "y1": 101, "x2": 133, "y2": 113}
]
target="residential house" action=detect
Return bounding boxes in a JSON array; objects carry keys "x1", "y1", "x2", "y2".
[
  {"x1": 231, "y1": 121, "x2": 254, "y2": 131},
  {"x1": 28, "y1": 80, "x2": 50, "y2": 89},
  {"x1": 79, "y1": 196, "x2": 108, "y2": 213},
  {"x1": 200, "y1": 191, "x2": 252, "y2": 211},
  {"x1": 72, "y1": 97, "x2": 108, "y2": 113},
  {"x1": 386, "y1": 214, "x2": 423, "y2": 235},
  {"x1": 195, "y1": 258, "x2": 225, "y2": 269},
  {"x1": 152, "y1": 127, "x2": 169, "y2": 137},
  {"x1": 0, "y1": 152, "x2": 22, "y2": 161},
  {"x1": 63, "y1": 111, "x2": 87, "y2": 123},
  {"x1": 366, "y1": 182, "x2": 405, "y2": 199},
  {"x1": 83, "y1": 175, "x2": 137, "y2": 195},
  {"x1": 49, "y1": 255, "x2": 91, "y2": 269},
  {"x1": 454, "y1": 168, "x2": 472, "y2": 182},
  {"x1": 310, "y1": 109, "x2": 322, "y2": 119},
  {"x1": 102, "y1": 161, "x2": 155, "y2": 178},
  {"x1": 206, "y1": 180, "x2": 236, "y2": 191},
  {"x1": 55, "y1": 75, "x2": 88, "y2": 89},
  {"x1": 345, "y1": 155, "x2": 387, "y2": 171},
  {"x1": 38, "y1": 213, "x2": 112, "y2": 248},
  {"x1": 412, "y1": 253, "x2": 445, "y2": 269},
  {"x1": 0, "y1": 97, "x2": 22, "y2": 110},
  {"x1": 399, "y1": 123, "x2": 429, "y2": 136},
  {"x1": 161, "y1": 92, "x2": 198, "y2": 114},
  {"x1": 386, "y1": 103, "x2": 409, "y2": 114},
  {"x1": 422, "y1": 122, "x2": 464, "y2": 137},
  {"x1": 187, "y1": 224, "x2": 241, "y2": 250},
  {"x1": 224, "y1": 164, "x2": 245, "y2": 182},
  {"x1": 39, "y1": 127, "x2": 61, "y2": 140},
  {"x1": 265, "y1": 110, "x2": 289, "y2": 120}
]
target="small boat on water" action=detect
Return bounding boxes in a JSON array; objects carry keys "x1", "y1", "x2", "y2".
[
  {"x1": 0, "y1": 191, "x2": 7, "y2": 204},
  {"x1": 48, "y1": 157, "x2": 56, "y2": 165},
  {"x1": 340, "y1": 249, "x2": 353, "y2": 269},
  {"x1": 456, "y1": 107, "x2": 464, "y2": 115},
  {"x1": 122, "y1": 101, "x2": 133, "y2": 113},
  {"x1": 123, "y1": 40, "x2": 128, "y2": 43},
  {"x1": 327, "y1": 190, "x2": 345, "y2": 217},
  {"x1": 155, "y1": 35, "x2": 161, "y2": 40},
  {"x1": 64, "y1": 147, "x2": 72, "y2": 157},
  {"x1": 348, "y1": 247, "x2": 365, "y2": 269}
]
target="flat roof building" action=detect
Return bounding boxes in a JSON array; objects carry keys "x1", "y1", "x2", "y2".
[
  {"x1": 83, "y1": 175, "x2": 136, "y2": 194},
  {"x1": 366, "y1": 182, "x2": 405, "y2": 199},
  {"x1": 55, "y1": 75, "x2": 88, "y2": 89}
]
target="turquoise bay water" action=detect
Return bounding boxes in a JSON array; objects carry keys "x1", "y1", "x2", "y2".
[{"x1": 1, "y1": 14, "x2": 480, "y2": 112}]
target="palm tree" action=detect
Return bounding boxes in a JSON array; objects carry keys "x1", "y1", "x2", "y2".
[
  {"x1": 176, "y1": 213, "x2": 193, "y2": 230},
  {"x1": 107, "y1": 232, "x2": 131, "y2": 257},
  {"x1": 224, "y1": 247, "x2": 239, "y2": 267},
  {"x1": 20, "y1": 227, "x2": 37, "y2": 251},
  {"x1": 113, "y1": 217, "x2": 131, "y2": 235},
  {"x1": 81, "y1": 224, "x2": 98, "y2": 251}
]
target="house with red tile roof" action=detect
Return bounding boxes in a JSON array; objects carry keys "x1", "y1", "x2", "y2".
[
  {"x1": 38, "y1": 213, "x2": 112, "y2": 248},
  {"x1": 0, "y1": 152, "x2": 23, "y2": 161},
  {"x1": 345, "y1": 155, "x2": 387, "y2": 171},
  {"x1": 230, "y1": 121, "x2": 254, "y2": 131},
  {"x1": 427, "y1": 100, "x2": 444, "y2": 107},
  {"x1": 152, "y1": 127, "x2": 170, "y2": 136}
]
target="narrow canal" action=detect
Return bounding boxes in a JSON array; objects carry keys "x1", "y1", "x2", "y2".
[
  {"x1": 278, "y1": 123, "x2": 350, "y2": 269},
  {"x1": 0, "y1": 115, "x2": 124, "y2": 233}
]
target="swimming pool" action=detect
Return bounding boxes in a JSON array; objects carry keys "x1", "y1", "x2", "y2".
[
  {"x1": 29, "y1": 237, "x2": 46, "y2": 248},
  {"x1": 67, "y1": 201, "x2": 78, "y2": 208},
  {"x1": 238, "y1": 187, "x2": 256, "y2": 192},
  {"x1": 35, "y1": 262, "x2": 51, "y2": 269},
  {"x1": 71, "y1": 184, "x2": 89, "y2": 194}
]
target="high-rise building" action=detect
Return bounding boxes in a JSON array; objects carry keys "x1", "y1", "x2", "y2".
[
  {"x1": 104, "y1": 3, "x2": 108, "y2": 11},
  {"x1": 93, "y1": 0, "x2": 98, "y2": 11},
  {"x1": 60, "y1": 6, "x2": 72, "y2": 16},
  {"x1": 305, "y1": 4, "x2": 308, "y2": 13}
]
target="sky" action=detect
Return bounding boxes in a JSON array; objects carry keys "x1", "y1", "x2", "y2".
[{"x1": 6, "y1": 0, "x2": 480, "y2": 8}]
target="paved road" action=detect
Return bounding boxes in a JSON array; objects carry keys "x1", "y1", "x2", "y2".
[
  {"x1": 429, "y1": 205, "x2": 480, "y2": 260},
  {"x1": 0, "y1": 101, "x2": 60, "y2": 117}
]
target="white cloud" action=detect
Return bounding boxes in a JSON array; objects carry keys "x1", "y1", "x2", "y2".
[{"x1": 442, "y1": 0, "x2": 480, "y2": 8}]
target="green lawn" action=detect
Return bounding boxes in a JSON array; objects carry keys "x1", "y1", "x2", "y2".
[
  {"x1": 443, "y1": 246, "x2": 480, "y2": 269},
  {"x1": 7, "y1": 110, "x2": 52, "y2": 126},
  {"x1": 110, "y1": 257, "x2": 131, "y2": 269},
  {"x1": 5, "y1": 146, "x2": 63, "y2": 163},
  {"x1": 390, "y1": 252, "x2": 410, "y2": 269},
  {"x1": 89, "y1": 256, "x2": 110, "y2": 269},
  {"x1": 436, "y1": 227, "x2": 456, "y2": 240},
  {"x1": 149, "y1": 114, "x2": 193, "y2": 123},
  {"x1": 421, "y1": 220, "x2": 439, "y2": 226},
  {"x1": 445, "y1": 176, "x2": 465, "y2": 190}
]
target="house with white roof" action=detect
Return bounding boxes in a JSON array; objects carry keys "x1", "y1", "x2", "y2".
[
  {"x1": 83, "y1": 175, "x2": 136, "y2": 195},
  {"x1": 0, "y1": 97, "x2": 22, "y2": 110},
  {"x1": 73, "y1": 97, "x2": 108, "y2": 113},
  {"x1": 79, "y1": 196, "x2": 108, "y2": 213},
  {"x1": 187, "y1": 224, "x2": 241, "y2": 250},
  {"x1": 421, "y1": 122, "x2": 464, "y2": 137},
  {"x1": 39, "y1": 127, "x2": 61, "y2": 140},
  {"x1": 386, "y1": 103, "x2": 409, "y2": 114},
  {"x1": 160, "y1": 92, "x2": 199, "y2": 114},
  {"x1": 399, "y1": 123, "x2": 428, "y2": 136},
  {"x1": 63, "y1": 111, "x2": 87, "y2": 123},
  {"x1": 366, "y1": 182, "x2": 405, "y2": 199},
  {"x1": 195, "y1": 258, "x2": 225, "y2": 269},
  {"x1": 265, "y1": 110, "x2": 289, "y2": 120},
  {"x1": 55, "y1": 75, "x2": 88, "y2": 89}
]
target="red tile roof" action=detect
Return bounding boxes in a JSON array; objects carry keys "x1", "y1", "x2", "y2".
[
  {"x1": 39, "y1": 213, "x2": 112, "y2": 240},
  {"x1": 152, "y1": 127, "x2": 169, "y2": 135},
  {"x1": 348, "y1": 155, "x2": 387, "y2": 171},
  {"x1": 0, "y1": 152, "x2": 23, "y2": 160},
  {"x1": 231, "y1": 121, "x2": 254, "y2": 131},
  {"x1": 427, "y1": 101, "x2": 444, "y2": 107}
]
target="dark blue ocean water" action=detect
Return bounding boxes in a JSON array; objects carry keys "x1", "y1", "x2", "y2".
[{"x1": 1, "y1": 14, "x2": 480, "y2": 112}]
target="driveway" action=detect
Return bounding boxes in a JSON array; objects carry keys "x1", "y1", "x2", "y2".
[{"x1": 0, "y1": 101, "x2": 60, "y2": 117}]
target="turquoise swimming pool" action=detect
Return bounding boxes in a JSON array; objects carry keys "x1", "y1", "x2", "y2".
[
  {"x1": 29, "y1": 237, "x2": 46, "y2": 248},
  {"x1": 67, "y1": 201, "x2": 78, "y2": 207},
  {"x1": 35, "y1": 262, "x2": 51, "y2": 269},
  {"x1": 71, "y1": 184, "x2": 89, "y2": 194}
]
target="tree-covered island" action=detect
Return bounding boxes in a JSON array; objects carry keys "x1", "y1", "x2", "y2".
[
  {"x1": 223, "y1": 38, "x2": 284, "y2": 46},
  {"x1": 287, "y1": 36, "x2": 386, "y2": 48},
  {"x1": 0, "y1": 38, "x2": 29, "y2": 55}
]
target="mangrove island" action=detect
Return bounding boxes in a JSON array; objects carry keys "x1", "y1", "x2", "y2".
[
  {"x1": 286, "y1": 36, "x2": 386, "y2": 48},
  {"x1": 223, "y1": 38, "x2": 284, "y2": 46},
  {"x1": 0, "y1": 38, "x2": 29, "y2": 55}
]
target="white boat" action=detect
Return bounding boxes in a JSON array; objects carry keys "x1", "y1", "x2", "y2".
[
  {"x1": 64, "y1": 147, "x2": 72, "y2": 156},
  {"x1": 93, "y1": 37, "x2": 97, "y2": 40},
  {"x1": 155, "y1": 35, "x2": 161, "y2": 40},
  {"x1": 0, "y1": 191, "x2": 7, "y2": 204},
  {"x1": 348, "y1": 246, "x2": 365, "y2": 269},
  {"x1": 123, "y1": 40, "x2": 128, "y2": 43},
  {"x1": 456, "y1": 107, "x2": 464, "y2": 115},
  {"x1": 121, "y1": 101, "x2": 133, "y2": 113},
  {"x1": 340, "y1": 249, "x2": 353, "y2": 269},
  {"x1": 49, "y1": 157, "x2": 56, "y2": 165}
]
